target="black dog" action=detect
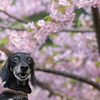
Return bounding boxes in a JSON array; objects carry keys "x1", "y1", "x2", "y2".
[{"x1": 0, "y1": 52, "x2": 36, "y2": 100}]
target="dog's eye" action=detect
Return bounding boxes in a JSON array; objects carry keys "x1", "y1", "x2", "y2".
[
  {"x1": 13, "y1": 57, "x2": 18, "y2": 61},
  {"x1": 28, "y1": 58, "x2": 32, "y2": 62}
]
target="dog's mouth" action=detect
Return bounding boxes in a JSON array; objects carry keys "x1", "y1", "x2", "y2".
[
  {"x1": 18, "y1": 73, "x2": 28, "y2": 79},
  {"x1": 14, "y1": 71, "x2": 29, "y2": 81}
]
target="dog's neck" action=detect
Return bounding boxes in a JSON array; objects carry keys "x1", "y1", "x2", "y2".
[{"x1": 4, "y1": 72, "x2": 31, "y2": 94}]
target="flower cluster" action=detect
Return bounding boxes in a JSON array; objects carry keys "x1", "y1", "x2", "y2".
[
  {"x1": 9, "y1": 0, "x2": 75, "y2": 51},
  {"x1": 50, "y1": 1, "x2": 75, "y2": 26},
  {"x1": 0, "y1": 0, "x2": 47, "y2": 20},
  {"x1": 32, "y1": 32, "x2": 100, "y2": 100},
  {"x1": 9, "y1": 30, "x2": 36, "y2": 53},
  {"x1": 76, "y1": 0, "x2": 100, "y2": 8}
]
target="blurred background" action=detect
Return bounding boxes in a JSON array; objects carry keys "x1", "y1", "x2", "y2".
[{"x1": 0, "y1": 0, "x2": 100, "y2": 100}]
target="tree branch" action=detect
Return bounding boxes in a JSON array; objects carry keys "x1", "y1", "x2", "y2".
[
  {"x1": 36, "y1": 79, "x2": 82, "y2": 100},
  {"x1": 62, "y1": 28, "x2": 94, "y2": 33},
  {"x1": 0, "y1": 10, "x2": 27, "y2": 23},
  {"x1": 0, "y1": 24, "x2": 26, "y2": 31},
  {"x1": 0, "y1": 47, "x2": 13, "y2": 56},
  {"x1": 1, "y1": 47, "x2": 100, "y2": 91},
  {"x1": 36, "y1": 66, "x2": 100, "y2": 91},
  {"x1": 0, "y1": 24, "x2": 94, "y2": 33}
]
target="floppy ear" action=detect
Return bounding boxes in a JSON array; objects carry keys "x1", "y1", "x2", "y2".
[
  {"x1": 0, "y1": 61, "x2": 10, "y2": 82},
  {"x1": 31, "y1": 71, "x2": 36, "y2": 87}
]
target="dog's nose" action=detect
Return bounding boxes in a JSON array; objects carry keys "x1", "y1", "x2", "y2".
[{"x1": 20, "y1": 65, "x2": 28, "y2": 71}]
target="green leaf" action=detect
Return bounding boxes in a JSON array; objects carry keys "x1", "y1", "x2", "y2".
[
  {"x1": 64, "y1": 44, "x2": 69, "y2": 48},
  {"x1": 69, "y1": 79, "x2": 77, "y2": 85},
  {"x1": 49, "y1": 33, "x2": 57, "y2": 38},
  {"x1": 70, "y1": 32, "x2": 75, "y2": 37},
  {"x1": 96, "y1": 77, "x2": 100, "y2": 82},
  {"x1": 44, "y1": 15, "x2": 52, "y2": 22},
  {"x1": 11, "y1": 22, "x2": 21, "y2": 26},
  {"x1": 11, "y1": 22, "x2": 26, "y2": 29},
  {"x1": 11, "y1": 0, "x2": 16, "y2": 5},
  {"x1": 68, "y1": 57, "x2": 74, "y2": 62},
  {"x1": 93, "y1": 45, "x2": 97, "y2": 49},
  {"x1": 62, "y1": 83, "x2": 67, "y2": 87},
  {"x1": 27, "y1": 28, "x2": 34, "y2": 32},
  {"x1": 21, "y1": 16, "x2": 28, "y2": 20},
  {"x1": 77, "y1": 21, "x2": 83, "y2": 27},
  {"x1": 53, "y1": 51, "x2": 59, "y2": 56},
  {"x1": 59, "y1": 9, "x2": 63, "y2": 13},
  {"x1": 95, "y1": 61, "x2": 100, "y2": 67},
  {"x1": 50, "y1": 0, "x2": 53, "y2": 3},
  {"x1": 56, "y1": 6, "x2": 63, "y2": 13},
  {"x1": 0, "y1": 38, "x2": 8, "y2": 46}
]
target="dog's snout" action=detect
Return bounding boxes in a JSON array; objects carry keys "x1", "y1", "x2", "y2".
[{"x1": 20, "y1": 65, "x2": 28, "y2": 71}]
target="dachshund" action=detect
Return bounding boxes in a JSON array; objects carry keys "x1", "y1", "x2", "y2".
[{"x1": 0, "y1": 52, "x2": 36, "y2": 100}]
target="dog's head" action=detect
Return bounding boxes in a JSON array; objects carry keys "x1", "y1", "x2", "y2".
[{"x1": 1, "y1": 52, "x2": 36, "y2": 86}]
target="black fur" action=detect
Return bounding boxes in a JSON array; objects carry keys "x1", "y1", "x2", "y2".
[{"x1": 0, "y1": 52, "x2": 36, "y2": 100}]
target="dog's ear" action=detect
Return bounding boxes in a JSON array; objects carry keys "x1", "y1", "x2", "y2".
[
  {"x1": 0, "y1": 60, "x2": 10, "y2": 82},
  {"x1": 30, "y1": 59, "x2": 36, "y2": 87},
  {"x1": 31, "y1": 71, "x2": 36, "y2": 87}
]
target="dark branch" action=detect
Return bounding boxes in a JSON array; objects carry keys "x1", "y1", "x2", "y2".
[
  {"x1": 36, "y1": 80, "x2": 82, "y2": 100},
  {"x1": 62, "y1": 28, "x2": 94, "y2": 33},
  {"x1": 0, "y1": 10, "x2": 27, "y2": 23},
  {"x1": 92, "y1": 7, "x2": 100, "y2": 55},
  {"x1": 0, "y1": 24, "x2": 26, "y2": 31},
  {"x1": 0, "y1": 47, "x2": 13, "y2": 56},
  {"x1": 0, "y1": 24, "x2": 94, "y2": 33},
  {"x1": 36, "y1": 66, "x2": 100, "y2": 91}
]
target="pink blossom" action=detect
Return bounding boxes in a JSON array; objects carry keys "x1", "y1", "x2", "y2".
[
  {"x1": 59, "y1": 0, "x2": 71, "y2": 6},
  {"x1": 76, "y1": 0, "x2": 100, "y2": 8},
  {"x1": 27, "y1": 22, "x2": 38, "y2": 33},
  {"x1": 0, "y1": 50, "x2": 7, "y2": 60},
  {"x1": 37, "y1": 20, "x2": 46, "y2": 27},
  {"x1": 0, "y1": 78, "x2": 3, "y2": 93}
]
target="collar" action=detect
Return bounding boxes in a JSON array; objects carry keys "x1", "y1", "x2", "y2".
[{"x1": 3, "y1": 88, "x2": 28, "y2": 98}]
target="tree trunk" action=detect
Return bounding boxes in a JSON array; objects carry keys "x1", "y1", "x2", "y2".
[{"x1": 92, "y1": 7, "x2": 100, "y2": 55}]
